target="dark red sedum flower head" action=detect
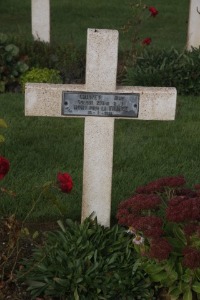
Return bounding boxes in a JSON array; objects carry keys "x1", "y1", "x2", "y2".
[
  {"x1": 149, "y1": 238, "x2": 172, "y2": 261},
  {"x1": 136, "y1": 176, "x2": 186, "y2": 194},
  {"x1": 149, "y1": 6, "x2": 159, "y2": 17},
  {"x1": 166, "y1": 196, "x2": 200, "y2": 222},
  {"x1": 0, "y1": 156, "x2": 10, "y2": 180},
  {"x1": 57, "y1": 172, "x2": 73, "y2": 193},
  {"x1": 182, "y1": 247, "x2": 200, "y2": 269}
]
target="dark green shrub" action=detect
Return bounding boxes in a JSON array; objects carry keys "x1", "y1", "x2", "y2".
[
  {"x1": 124, "y1": 47, "x2": 200, "y2": 96},
  {"x1": 17, "y1": 218, "x2": 154, "y2": 300},
  {"x1": 20, "y1": 67, "x2": 62, "y2": 91},
  {"x1": 0, "y1": 33, "x2": 29, "y2": 92},
  {"x1": 14, "y1": 39, "x2": 85, "y2": 84}
]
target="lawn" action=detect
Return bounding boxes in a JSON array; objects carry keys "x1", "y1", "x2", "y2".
[
  {"x1": 1, "y1": 93, "x2": 200, "y2": 223},
  {"x1": 0, "y1": 0, "x2": 189, "y2": 50},
  {"x1": 0, "y1": 0, "x2": 198, "y2": 223}
]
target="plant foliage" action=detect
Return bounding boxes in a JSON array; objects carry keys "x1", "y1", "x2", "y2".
[
  {"x1": 124, "y1": 47, "x2": 200, "y2": 96},
  {"x1": 16, "y1": 39, "x2": 85, "y2": 84},
  {"x1": 117, "y1": 176, "x2": 200, "y2": 300},
  {"x1": 17, "y1": 217, "x2": 154, "y2": 299},
  {"x1": 0, "y1": 33, "x2": 28, "y2": 92},
  {"x1": 20, "y1": 67, "x2": 62, "y2": 91}
]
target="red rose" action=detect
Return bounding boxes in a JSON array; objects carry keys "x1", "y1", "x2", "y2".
[
  {"x1": 149, "y1": 6, "x2": 158, "y2": 17},
  {"x1": 57, "y1": 172, "x2": 73, "y2": 193},
  {"x1": 142, "y1": 37, "x2": 152, "y2": 45},
  {"x1": 0, "y1": 156, "x2": 10, "y2": 180}
]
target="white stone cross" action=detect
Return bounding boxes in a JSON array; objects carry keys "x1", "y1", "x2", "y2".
[
  {"x1": 187, "y1": 0, "x2": 200, "y2": 50},
  {"x1": 25, "y1": 29, "x2": 177, "y2": 227},
  {"x1": 31, "y1": 0, "x2": 50, "y2": 43}
]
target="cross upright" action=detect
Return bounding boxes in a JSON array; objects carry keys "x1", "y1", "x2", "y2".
[
  {"x1": 187, "y1": 0, "x2": 200, "y2": 50},
  {"x1": 25, "y1": 29, "x2": 177, "y2": 227}
]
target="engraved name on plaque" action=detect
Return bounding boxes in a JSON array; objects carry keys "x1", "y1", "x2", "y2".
[{"x1": 62, "y1": 92, "x2": 139, "y2": 117}]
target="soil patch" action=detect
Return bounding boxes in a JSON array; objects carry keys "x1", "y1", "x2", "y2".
[{"x1": 0, "y1": 219, "x2": 59, "y2": 300}]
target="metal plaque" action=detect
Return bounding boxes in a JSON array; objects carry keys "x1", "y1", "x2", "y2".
[{"x1": 62, "y1": 92, "x2": 139, "y2": 117}]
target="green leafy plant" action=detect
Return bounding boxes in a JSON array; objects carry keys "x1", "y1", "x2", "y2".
[
  {"x1": 17, "y1": 217, "x2": 154, "y2": 299},
  {"x1": 16, "y1": 39, "x2": 85, "y2": 84},
  {"x1": 124, "y1": 47, "x2": 200, "y2": 95},
  {"x1": 117, "y1": 176, "x2": 200, "y2": 300},
  {"x1": 0, "y1": 33, "x2": 29, "y2": 92},
  {"x1": 20, "y1": 67, "x2": 63, "y2": 91}
]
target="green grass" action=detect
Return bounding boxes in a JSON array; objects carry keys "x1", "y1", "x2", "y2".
[
  {"x1": 0, "y1": 0, "x2": 189, "y2": 50},
  {"x1": 1, "y1": 94, "x2": 200, "y2": 222},
  {"x1": 0, "y1": 0, "x2": 197, "y2": 223},
  {"x1": 0, "y1": 93, "x2": 84, "y2": 221}
]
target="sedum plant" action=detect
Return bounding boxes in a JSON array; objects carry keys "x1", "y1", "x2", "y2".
[
  {"x1": 117, "y1": 176, "x2": 200, "y2": 300},
  {"x1": 0, "y1": 33, "x2": 28, "y2": 92},
  {"x1": 20, "y1": 67, "x2": 62, "y2": 92},
  {"x1": 17, "y1": 217, "x2": 155, "y2": 300}
]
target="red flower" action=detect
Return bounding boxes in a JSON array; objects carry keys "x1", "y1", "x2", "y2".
[
  {"x1": 119, "y1": 194, "x2": 161, "y2": 212},
  {"x1": 182, "y1": 247, "x2": 200, "y2": 269},
  {"x1": 166, "y1": 196, "x2": 200, "y2": 222},
  {"x1": 184, "y1": 223, "x2": 200, "y2": 237},
  {"x1": 116, "y1": 208, "x2": 129, "y2": 226},
  {"x1": 149, "y1": 6, "x2": 158, "y2": 17},
  {"x1": 0, "y1": 156, "x2": 10, "y2": 180},
  {"x1": 131, "y1": 216, "x2": 163, "y2": 238},
  {"x1": 136, "y1": 176, "x2": 186, "y2": 194},
  {"x1": 149, "y1": 238, "x2": 172, "y2": 261},
  {"x1": 57, "y1": 172, "x2": 73, "y2": 193},
  {"x1": 116, "y1": 194, "x2": 161, "y2": 227},
  {"x1": 175, "y1": 188, "x2": 197, "y2": 198},
  {"x1": 142, "y1": 37, "x2": 152, "y2": 46}
]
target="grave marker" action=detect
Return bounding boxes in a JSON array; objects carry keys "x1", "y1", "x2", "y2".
[
  {"x1": 25, "y1": 29, "x2": 177, "y2": 227},
  {"x1": 187, "y1": 0, "x2": 200, "y2": 50},
  {"x1": 31, "y1": 0, "x2": 50, "y2": 42}
]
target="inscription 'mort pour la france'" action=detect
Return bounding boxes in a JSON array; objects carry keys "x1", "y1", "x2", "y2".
[{"x1": 62, "y1": 92, "x2": 139, "y2": 117}]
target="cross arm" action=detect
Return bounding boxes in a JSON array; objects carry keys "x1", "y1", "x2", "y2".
[
  {"x1": 116, "y1": 86, "x2": 177, "y2": 120},
  {"x1": 25, "y1": 83, "x2": 176, "y2": 121},
  {"x1": 25, "y1": 83, "x2": 86, "y2": 117}
]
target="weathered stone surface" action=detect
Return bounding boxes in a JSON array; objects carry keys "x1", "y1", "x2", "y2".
[
  {"x1": 86, "y1": 29, "x2": 118, "y2": 92},
  {"x1": 187, "y1": 0, "x2": 200, "y2": 50},
  {"x1": 31, "y1": 0, "x2": 50, "y2": 42},
  {"x1": 25, "y1": 84, "x2": 176, "y2": 121}
]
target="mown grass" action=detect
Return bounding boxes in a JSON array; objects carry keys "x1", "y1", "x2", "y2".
[
  {"x1": 0, "y1": 0, "x2": 197, "y2": 223},
  {"x1": 0, "y1": 0, "x2": 189, "y2": 50},
  {"x1": 1, "y1": 93, "x2": 200, "y2": 222},
  {"x1": 1, "y1": 93, "x2": 84, "y2": 221}
]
